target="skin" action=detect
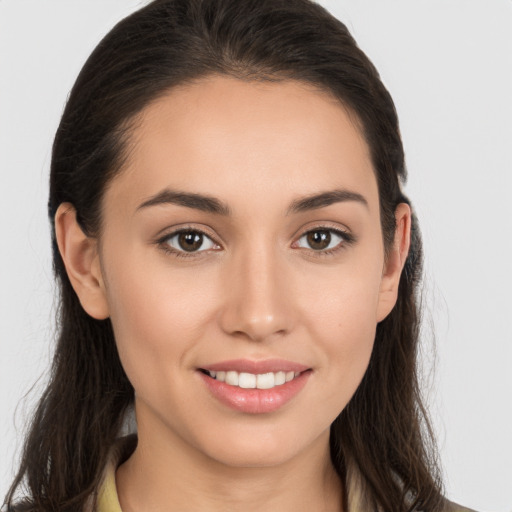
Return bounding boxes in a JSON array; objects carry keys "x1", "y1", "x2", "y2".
[{"x1": 55, "y1": 76, "x2": 410, "y2": 512}]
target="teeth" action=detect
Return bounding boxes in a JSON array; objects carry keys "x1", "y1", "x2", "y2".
[
  {"x1": 239, "y1": 372, "x2": 256, "y2": 388},
  {"x1": 256, "y1": 372, "x2": 274, "y2": 389},
  {"x1": 225, "y1": 371, "x2": 239, "y2": 386},
  {"x1": 275, "y1": 371, "x2": 286, "y2": 385},
  {"x1": 207, "y1": 369, "x2": 303, "y2": 389}
]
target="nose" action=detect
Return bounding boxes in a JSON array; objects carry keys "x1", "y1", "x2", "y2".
[{"x1": 218, "y1": 243, "x2": 295, "y2": 343}]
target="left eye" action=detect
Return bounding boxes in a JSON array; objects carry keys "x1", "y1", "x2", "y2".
[
  {"x1": 296, "y1": 229, "x2": 346, "y2": 251},
  {"x1": 164, "y1": 230, "x2": 217, "y2": 253}
]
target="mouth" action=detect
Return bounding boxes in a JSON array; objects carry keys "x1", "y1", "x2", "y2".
[
  {"x1": 197, "y1": 359, "x2": 312, "y2": 414},
  {"x1": 199, "y1": 369, "x2": 304, "y2": 390}
]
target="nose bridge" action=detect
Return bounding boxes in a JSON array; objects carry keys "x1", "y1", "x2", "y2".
[{"x1": 219, "y1": 235, "x2": 294, "y2": 342}]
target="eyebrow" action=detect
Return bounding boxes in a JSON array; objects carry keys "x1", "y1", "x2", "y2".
[
  {"x1": 287, "y1": 189, "x2": 368, "y2": 214},
  {"x1": 137, "y1": 188, "x2": 368, "y2": 215},
  {"x1": 137, "y1": 190, "x2": 231, "y2": 215}
]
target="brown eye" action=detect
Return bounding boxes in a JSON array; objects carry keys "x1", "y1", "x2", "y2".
[
  {"x1": 296, "y1": 228, "x2": 348, "y2": 252},
  {"x1": 164, "y1": 230, "x2": 217, "y2": 253},
  {"x1": 178, "y1": 231, "x2": 204, "y2": 252},
  {"x1": 306, "y1": 230, "x2": 331, "y2": 250}
]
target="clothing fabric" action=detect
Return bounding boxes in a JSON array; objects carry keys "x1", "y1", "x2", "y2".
[
  {"x1": 94, "y1": 436, "x2": 477, "y2": 512},
  {"x1": 94, "y1": 436, "x2": 136, "y2": 512}
]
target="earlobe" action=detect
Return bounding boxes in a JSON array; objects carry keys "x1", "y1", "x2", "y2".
[
  {"x1": 54, "y1": 203, "x2": 110, "y2": 320},
  {"x1": 376, "y1": 203, "x2": 411, "y2": 322}
]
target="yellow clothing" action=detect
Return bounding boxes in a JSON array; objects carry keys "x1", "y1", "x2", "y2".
[
  {"x1": 97, "y1": 465, "x2": 122, "y2": 512},
  {"x1": 96, "y1": 436, "x2": 136, "y2": 512}
]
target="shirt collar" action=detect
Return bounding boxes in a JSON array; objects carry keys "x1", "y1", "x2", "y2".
[{"x1": 96, "y1": 435, "x2": 137, "y2": 512}]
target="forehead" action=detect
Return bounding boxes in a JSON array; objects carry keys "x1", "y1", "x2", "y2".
[{"x1": 105, "y1": 76, "x2": 378, "y2": 217}]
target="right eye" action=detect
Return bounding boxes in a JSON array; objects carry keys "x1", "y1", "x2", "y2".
[{"x1": 161, "y1": 229, "x2": 219, "y2": 256}]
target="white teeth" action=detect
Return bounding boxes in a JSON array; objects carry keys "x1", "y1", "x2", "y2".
[
  {"x1": 239, "y1": 372, "x2": 256, "y2": 388},
  {"x1": 225, "y1": 371, "x2": 239, "y2": 386},
  {"x1": 256, "y1": 372, "x2": 274, "y2": 389},
  {"x1": 207, "y1": 369, "x2": 303, "y2": 389},
  {"x1": 274, "y1": 371, "x2": 286, "y2": 386}
]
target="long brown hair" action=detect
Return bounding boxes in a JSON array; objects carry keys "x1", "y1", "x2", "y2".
[{"x1": 5, "y1": 1, "x2": 445, "y2": 510}]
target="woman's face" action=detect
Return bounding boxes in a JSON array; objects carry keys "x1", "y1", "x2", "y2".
[{"x1": 93, "y1": 76, "x2": 405, "y2": 468}]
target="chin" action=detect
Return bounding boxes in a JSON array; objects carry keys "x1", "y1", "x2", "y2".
[
  {"x1": 205, "y1": 442, "x2": 300, "y2": 469},
  {"x1": 195, "y1": 423, "x2": 329, "y2": 470}
]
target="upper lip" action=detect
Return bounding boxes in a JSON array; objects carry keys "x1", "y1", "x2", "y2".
[{"x1": 200, "y1": 358, "x2": 310, "y2": 374}]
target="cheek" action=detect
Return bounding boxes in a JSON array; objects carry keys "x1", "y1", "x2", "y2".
[
  {"x1": 300, "y1": 250, "x2": 382, "y2": 342},
  {"x1": 102, "y1": 251, "x2": 217, "y2": 394},
  {"x1": 297, "y1": 256, "x2": 382, "y2": 403}
]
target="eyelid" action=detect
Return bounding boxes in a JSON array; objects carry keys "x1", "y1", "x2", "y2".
[{"x1": 292, "y1": 220, "x2": 354, "y2": 242}]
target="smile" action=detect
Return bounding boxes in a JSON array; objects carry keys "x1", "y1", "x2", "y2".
[
  {"x1": 198, "y1": 359, "x2": 312, "y2": 414},
  {"x1": 203, "y1": 370, "x2": 301, "y2": 389}
]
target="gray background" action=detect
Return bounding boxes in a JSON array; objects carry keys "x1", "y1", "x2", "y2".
[{"x1": 1, "y1": 1, "x2": 511, "y2": 510}]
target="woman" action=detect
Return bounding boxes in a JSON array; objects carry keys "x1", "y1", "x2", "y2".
[{"x1": 3, "y1": 0, "x2": 479, "y2": 510}]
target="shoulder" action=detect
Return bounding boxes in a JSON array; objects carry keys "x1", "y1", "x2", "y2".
[{"x1": 3, "y1": 436, "x2": 137, "y2": 512}]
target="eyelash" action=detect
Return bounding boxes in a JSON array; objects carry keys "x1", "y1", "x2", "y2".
[{"x1": 156, "y1": 225, "x2": 355, "y2": 260}]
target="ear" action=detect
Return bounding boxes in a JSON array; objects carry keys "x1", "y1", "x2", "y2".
[
  {"x1": 376, "y1": 203, "x2": 411, "y2": 322},
  {"x1": 54, "y1": 203, "x2": 110, "y2": 320}
]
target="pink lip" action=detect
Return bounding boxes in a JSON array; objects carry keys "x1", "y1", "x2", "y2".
[
  {"x1": 197, "y1": 359, "x2": 312, "y2": 414},
  {"x1": 200, "y1": 358, "x2": 310, "y2": 374}
]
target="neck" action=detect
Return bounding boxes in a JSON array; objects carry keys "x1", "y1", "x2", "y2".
[{"x1": 116, "y1": 406, "x2": 343, "y2": 512}]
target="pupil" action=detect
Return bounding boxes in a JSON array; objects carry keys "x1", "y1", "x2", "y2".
[
  {"x1": 178, "y1": 232, "x2": 203, "y2": 252},
  {"x1": 307, "y1": 230, "x2": 330, "y2": 250}
]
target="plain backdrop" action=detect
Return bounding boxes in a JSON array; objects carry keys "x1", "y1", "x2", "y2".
[{"x1": 1, "y1": 1, "x2": 511, "y2": 510}]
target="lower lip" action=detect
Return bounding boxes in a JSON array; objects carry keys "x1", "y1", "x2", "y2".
[{"x1": 198, "y1": 371, "x2": 311, "y2": 414}]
